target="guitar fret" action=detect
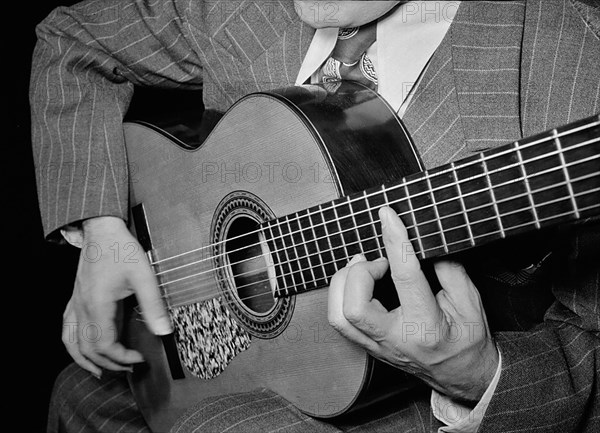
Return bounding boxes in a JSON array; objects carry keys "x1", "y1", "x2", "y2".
[
  {"x1": 515, "y1": 143, "x2": 541, "y2": 229},
  {"x1": 285, "y1": 215, "x2": 307, "y2": 290},
  {"x1": 313, "y1": 204, "x2": 337, "y2": 282},
  {"x1": 382, "y1": 186, "x2": 390, "y2": 208},
  {"x1": 480, "y1": 153, "x2": 506, "y2": 239},
  {"x1": 307, "y1": 210, "x2": 328, "y2": 284},
  {"x1": 365, "y1": 190, "x2": 384, "y2": 258},
  {"x1": 403, "y1": 182, "x2": 425, "y2": 259},
  {"x1": 147, "y1": 112, "x2": 599, "y2": 312},
  {"x1": 451, "y1": 162, "x2": 475, "y2": 247},
  {"x1": 280, "y1": 218, "x2": 303, "y2": 293},
  {"x1": 348, "y1": 195, "x2": 366, "y2": 256},
  {"x1": 296, "y1": 211, "x2": 318, "y2": 287},
  {"x1": 258, "y1": 226, "x2": 278, "y2": 297},
  {"x1": 381, "y1": 186, "x2": 394, "y2": 257},
  {"x1": 266, "y1": 222, "x2": 289, "y2": 296},
  {"x1": 320, "y1": 204, "x2": 339, "y2": 274},
  {"x1": 425, "y1": 172, "x2": 449, "y2": 254},
  {"x1": 332, "y1": 202, "x2": 350, "y2": 261},
  {"x1": 553, "y1": 129, "x2": 580, "y2": 219},
  {"x1": 323, "y1": 203, "x2": 350, "y2": 270}
]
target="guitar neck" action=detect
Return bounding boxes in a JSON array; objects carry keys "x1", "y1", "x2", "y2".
[{"x1": 263, "y1": 115, "x2": 600, "y2": 297}]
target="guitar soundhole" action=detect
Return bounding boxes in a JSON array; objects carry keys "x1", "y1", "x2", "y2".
[
  {"x1": 212, "y1": 191, "x2": 294, "y2": 338},
  {"x1": 226, "y1": 215, "x2": 275, "y2": 315}
]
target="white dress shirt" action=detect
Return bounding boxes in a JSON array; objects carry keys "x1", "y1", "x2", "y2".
[
  {"x1": 296, "y1": 1, "x2": 459, "y2": 116},
  {"x1": 295, "y1": 2, "x2": 502, "y2": 432}
]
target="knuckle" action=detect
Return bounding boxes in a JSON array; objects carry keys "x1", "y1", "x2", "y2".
[
  {"x1": 95, "y1": 341, "x2": 113, "y2": 356},
  {"x1": 79, "y1": 345, "x2": 94, "y2": 359},
  {"x1": 328, "y1": 317, "x2": 342, "y2": 332},
  {"x1": 61, "y1": 334, "x2": 73, "y2": 346},
  {"x1": 420, "y1": 337, "x2": 440, "y2": 351},
  {"x1": 328, "y1": 317, "x2": 345, "y2": 334},
  {"x1": 330, "y1": 268, "x2": 348, "y2": 285},
  {"x1": 74, "y1": 359, "x2": 89, "y2": 370},
  {"x1": 327, "y1": 310, "x2": 343, "y2": 330},
  {"x1": 445, "y1": 260, "x2": 464, "y2": 271},
  {"x1": 390, "y1": 269, "x2": 415, "y2": 285},
  {"x1": 342, "y1": 304, "x2": 364, "y2": 325},
  {"x1": 327, "y1": 310, "x2": 337, "y2": 326},
  {"x1": 436, "y1": 260, "x2": 466, "y2": 278},
  {"x1": 350, "y1": 262, "x2": 369, "y2": 273}
]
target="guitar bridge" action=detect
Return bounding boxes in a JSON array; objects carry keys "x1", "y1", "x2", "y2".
[{"x1": 131, "y1": 203, "x2": 185, "y2": 380}]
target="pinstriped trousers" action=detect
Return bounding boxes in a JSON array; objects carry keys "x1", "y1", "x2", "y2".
[{"x1": 48, "y1": 363, "x2": 441, "y2": 433}]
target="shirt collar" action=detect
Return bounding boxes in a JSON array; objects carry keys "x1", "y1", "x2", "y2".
[{"x1": 295, "y1": 1, "x2": 460, "y2": 112}]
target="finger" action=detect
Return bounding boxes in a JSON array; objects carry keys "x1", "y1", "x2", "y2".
[
  {"x1": 85, "y1": 301, "x2": 142, "y2": 369},
  {"x1": 64, "y1": 340, "x2": 103, "y2": 378},
  {"x1": 327, "y1": 254, "x2": 362, "y2": 329},
  {"x1": 434, "y1": 260, "x2": 475, "y2": 295},
  {"x1": 130, "y1": 258, "x2": 173, "y2": 336},
  {"x1": 77, "y1": 331, "x2": 134, "y2": 372},
  {"x1": 328, "y1": 255, "x2": 379, "y2": 352},
  {"x1": 62, "y1": 313, "x2": 103, "y2": 378},
  {"x1": 379, "y1": 206, "x2": 438, "y2": 319},
  {"x1": 434, "y1": 260, "x2": 477, "y2": 301},
  {"x1": 79, "y1": 343, "x2": 134, "y2": 372},
  {"x1": 96, "y1": 341, "x2": 144, "y2": 365},
  {"x1": 343, "y1": 258, "x2": 391, "y2": 341}
]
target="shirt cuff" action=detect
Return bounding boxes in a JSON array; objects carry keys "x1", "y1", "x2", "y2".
[
  {"x1": 431, "y1": 350, "x2": 502, "y2": 433},
  {"x1": 60, "y1": 223, "x2": 84, "y2": 248}
]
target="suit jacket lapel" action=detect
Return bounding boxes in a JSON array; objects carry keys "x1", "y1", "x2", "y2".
[
  {"x1": 520, "y1": 0, "x2": 600, "y2": 138},
  {"x1": 449, "y1": 1, "x2": 525, "y2": 151},
  {"x1": 402, "y1": 1, "x2": 526, "y2": 169},
  {"x1": 401, "y1": 29, "x2": 466, "y2": 170}
]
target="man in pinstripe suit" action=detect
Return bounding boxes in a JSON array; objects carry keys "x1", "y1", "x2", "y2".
[{"x1": 30, "y1": 0, "x2": 599, "y2": 432}]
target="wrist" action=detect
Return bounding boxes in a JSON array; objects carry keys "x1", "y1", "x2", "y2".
[
  {"x1": 82, "y1": 216, "x2": 127, "y2": 237},
  {"x1": 434, "y1": 341, "x2": 500, "y2": 404}
]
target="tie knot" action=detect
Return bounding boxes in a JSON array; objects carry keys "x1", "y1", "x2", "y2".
[
  {"x1": 317, "y1": 22, "x2": 378, "y2": 92},
  {"x1": 332, "y1": 23, "x2": 377, "y2": 65}
]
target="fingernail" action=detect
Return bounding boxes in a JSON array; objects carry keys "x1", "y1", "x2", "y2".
[
  {"x1": 348, "y1": 254, "x2": 365, "y2": 266},
  {"x1": 379, "y1": 207, "x2": 392, "y2": 228},
  {"x1": 154, "y1": 317, "x2": 173, "y2": 336},
  {"x1": 92, "y1": 372, "x2": 102, "y2": 380}
]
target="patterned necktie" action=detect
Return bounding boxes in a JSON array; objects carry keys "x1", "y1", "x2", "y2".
[{"x1": 317, "y1": 22, "x2": 378, "y2": 92}]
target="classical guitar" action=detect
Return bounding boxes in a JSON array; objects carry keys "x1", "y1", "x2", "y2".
[{"x1": 122, "y1": 82, "x2": 599, "y2": 432}]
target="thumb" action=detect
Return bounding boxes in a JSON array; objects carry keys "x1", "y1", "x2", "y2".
[{"x1": 130, "y1": 262, "x2": 173, "y2": 336}]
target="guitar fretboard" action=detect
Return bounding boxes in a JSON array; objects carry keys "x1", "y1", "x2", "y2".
[{"x1": 262, "y1": 115, "x2": 600, "y2": 297}]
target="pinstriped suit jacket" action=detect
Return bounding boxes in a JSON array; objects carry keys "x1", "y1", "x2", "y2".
[{"x1": 30, "y1": 1, "x2": 600, "y2": 431}]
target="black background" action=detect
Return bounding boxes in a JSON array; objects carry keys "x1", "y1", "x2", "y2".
[
  {"x1": 13, "y1": 1, "x2": 206, "y2": 430},
  {"x1": 13, "y1": 2, "x2": 79, "y2": 432},
  {"x1": 12, "y1": 2, "x2": 202, "y2": 431}
]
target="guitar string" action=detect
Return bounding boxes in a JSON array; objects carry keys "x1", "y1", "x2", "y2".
[
  {"x1": 148, "y1": 120, "x2": 599, "y2": 268},
  {"x1": 158, "y1": 164, "x2": 600, "y2": 295},
  {"x1": 160, "y1": 185, "x2": 599, "y2": 303},
  {"x1": 157, "y1": 165, "x2": 599, "y2": 291},
  {"x1": 153, "y1": 154, "x2": 599, "y2": 286},
  {"x1": 154, "y1": 153, "x2": 599, "y2": 281},
  {"x1": 163, "y1": 187, "x2": 599, "y2": 300},
  {"x1": 152, "y1": 150, "x2": 600, "y2": 303},
  {"x1": 163, "y1": 201, "x2": 600, "y2": 309}
]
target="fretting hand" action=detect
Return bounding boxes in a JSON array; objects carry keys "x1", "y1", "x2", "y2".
[{"x1": 328, "y1": 206, "x2": 499, "y2": 402}]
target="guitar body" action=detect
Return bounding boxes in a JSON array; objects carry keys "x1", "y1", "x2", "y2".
[{"x1": 123, "y1": 83, "x2": 422, "y2": 432}]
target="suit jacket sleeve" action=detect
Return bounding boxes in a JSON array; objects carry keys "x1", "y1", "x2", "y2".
[
  {"x1": 477, "y1": 2, "x2": 600, "y2": 431},
  {"x1": 478, "y1": 220, "x2": 600, "y2": 432},
  {"x1": 30, "y1": 0, "x2": 206, "y2": 242}
]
